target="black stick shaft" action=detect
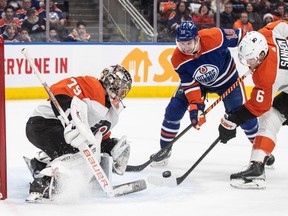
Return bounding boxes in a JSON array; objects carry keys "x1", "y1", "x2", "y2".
[
  {"x1": 176, "y1": 137, "x2": 220, "y2": 185},
  {"x1": 126, "y1": 70, "x2": 251, "y2": 172}
]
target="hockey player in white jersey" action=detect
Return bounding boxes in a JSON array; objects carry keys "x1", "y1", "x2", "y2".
[
  {"x1": 218, "y1": 20, "x2": 288, "y2": 189},
  {"x1": 24, "y1": 65, "x2": 133, "y2": 202}
]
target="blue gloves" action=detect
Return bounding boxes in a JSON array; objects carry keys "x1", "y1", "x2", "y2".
[{"x1": 189, "y1": 103, "x2": 206, "y2": 130}]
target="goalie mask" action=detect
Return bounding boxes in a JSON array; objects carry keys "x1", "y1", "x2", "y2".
[{"x1": 100, "y1": 65, "x2": 132, "y2": 109}]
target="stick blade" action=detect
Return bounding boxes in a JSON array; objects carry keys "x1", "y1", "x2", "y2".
[
  {"x1": 112, "y1": 179, "x2": 147, "y2": 196},
  {"x1": 21, "y1": 47, "x2": 28, "y2": 55},
  {"x1": 147, "y1": 175, "x2": 177, "y2": 187},
  {"x1": 125, "y1": 164, "x2": 147, "y2": 172}
]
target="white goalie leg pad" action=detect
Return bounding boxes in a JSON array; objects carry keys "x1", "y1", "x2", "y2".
[
  {"x1": 40, "y1": 153, "x2": 94, "y2": 200},
  {"x1": 50, "y1": 154, "x2": 87, "y2": 173},
  {"x1": 49, "y1": 153, "x2": 113, "y2": 184},
  {"x1": 39, "y1": 153, "x2": 91, "y2": 179},
  {"x1": 100, "y1": 153, "x2": 113, "y2": 181},
  {"x1": 111, "y1": 136, "x2": 130, "y2": 175}
]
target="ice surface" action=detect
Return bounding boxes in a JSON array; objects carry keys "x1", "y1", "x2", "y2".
[{"x1": 1, "y1": 98, "x2": 288, "y2": 216}]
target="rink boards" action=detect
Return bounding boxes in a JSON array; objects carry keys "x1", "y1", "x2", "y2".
[{"x1": 4, "y1": 43, "x2": 252, "y2": 100}]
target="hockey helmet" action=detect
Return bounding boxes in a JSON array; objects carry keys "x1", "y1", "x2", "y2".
[
  {"x1": 176, "y1": 21, "x2": 198, "y2": 42},
  {"x1": 238, "y1": 31, "x2": 268, "y2": 66},
  {"x1": 99, "y1": 65, "x2": 132, "y2": 107},
  {"x1": 176, "y1": 21, "x2": 200, "y2": 55}
]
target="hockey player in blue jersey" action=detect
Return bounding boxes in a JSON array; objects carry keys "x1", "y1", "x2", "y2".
[{"x1": 151, "y1": 20, "x2": 263, "y2": 166}]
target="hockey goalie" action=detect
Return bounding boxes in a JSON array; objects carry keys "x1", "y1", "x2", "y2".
[{"x1": 24, "y1": 65, "x2": 133, "y2": 202}]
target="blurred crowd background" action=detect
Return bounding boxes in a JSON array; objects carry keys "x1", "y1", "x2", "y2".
[{"x1": 0, "y1": 0, "x2": 287, "y2": 42}]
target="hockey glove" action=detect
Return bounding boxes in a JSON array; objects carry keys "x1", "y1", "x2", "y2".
[
  {"x1": 189, "y1": 103, "x2": 206, "y2": 130},
  {"x1": 110, "y1": 136, "x2": 130, "y2": 175},
  {"x1": 218, "y1": 114, "x2": 237, "y2": 144},
  {"x1": 101, "y1": 136, "x2": 131, "y2": 175},
  {"x1": 64, "y1": 122, "x2": 88, "y2": 148}
]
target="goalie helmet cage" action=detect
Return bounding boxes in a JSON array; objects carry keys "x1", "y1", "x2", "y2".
[{"x1": 0, "y1": 36, "x2": 6, "y2": 200}]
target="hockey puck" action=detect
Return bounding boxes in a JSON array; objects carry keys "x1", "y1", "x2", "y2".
[{"x1": 162, "y1": 170, "x2": 172, "y2": 178}]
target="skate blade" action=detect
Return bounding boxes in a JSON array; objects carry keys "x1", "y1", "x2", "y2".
[
  {"x1": 230, "y1": 178, "x2": 266, "y2": 189},
  {"x1": 150, "y1": 158, "x2": 169, "y2": 167},
  {"x1": 265, "y1": 164, "x2": 275, "y2": 170},
  {"x1": 25, "y1": 192, "x2": 53, "y2": 204}
]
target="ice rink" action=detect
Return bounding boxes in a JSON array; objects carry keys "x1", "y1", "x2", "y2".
[{"x1": 1, "y1": 98, "x2": 288, "y2": 216}]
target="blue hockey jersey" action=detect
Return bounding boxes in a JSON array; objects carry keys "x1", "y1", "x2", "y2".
[{"x1": 171, "y1": 27, "x2": 244, "y2": 104}]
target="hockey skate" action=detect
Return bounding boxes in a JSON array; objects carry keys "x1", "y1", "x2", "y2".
[
  {"x1": 150, "y1": 147, "x2": 172, "y2": 167},
  {"x1": 26, "y1": 176, "x2": 57, "y2": 203},
  {"x1": 230, "y1": 161, "x2": 265, "y2": 189}
]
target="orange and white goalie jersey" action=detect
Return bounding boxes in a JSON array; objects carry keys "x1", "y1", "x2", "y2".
[
  {"x1": 244, "y1": 20, "x2": 288, "y2": 117},
  {"x1": 31, "y1": 76, "x2": 119, "y2": 137}
]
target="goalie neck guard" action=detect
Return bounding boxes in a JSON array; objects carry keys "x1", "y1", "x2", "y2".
[{"x1": 99, "y1": 65, "x2": 132, "y2": 109}]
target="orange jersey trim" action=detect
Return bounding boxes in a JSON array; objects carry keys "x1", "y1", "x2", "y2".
[
  {"x1": 171, "y1": 28, "x2": 224, "y2": 69},
  {"x1": 253, "y1": 135, "x2": 275, "y2": 153}
]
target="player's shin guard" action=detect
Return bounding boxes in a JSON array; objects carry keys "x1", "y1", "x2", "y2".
[
  {"x1": 240, "y1": 118, "x2": 258, "y2": 144},
  {"x1": 160, "y1": 119, "x2": 180, "y2": 148},
  {"x1": 150, "y1": 119, "x2": 179, "y2": 167}
]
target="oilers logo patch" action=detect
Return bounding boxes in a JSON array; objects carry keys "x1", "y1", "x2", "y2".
[{"x1": 194, "y1": 64, "x2": 219, "y2": 85}]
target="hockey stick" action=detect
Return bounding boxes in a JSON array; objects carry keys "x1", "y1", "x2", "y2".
[
  {"x1": 126, "y1": 69, "x2": 252, "y2": 172},
  {"x1": 21, "y1": 48, "x2": 146, "y2": 197},
  {"x1": 147, "y1": 137, "x2": 221, "y2": 186}
]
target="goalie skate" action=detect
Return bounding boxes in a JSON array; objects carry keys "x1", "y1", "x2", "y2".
[
  {"x1": 230, "y1": 161, "x2": 266, "y2": 189},
  {"x1": 25, "y1": 175, "x2": 58, "y2": 203}
]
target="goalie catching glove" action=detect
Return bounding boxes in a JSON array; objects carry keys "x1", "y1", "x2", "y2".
[
  {"x1": 218, "y1": 114, "x2": 238, "y2": 143},
  {"x1": 102, "y1": 136, "x2": 130, "y2": 175},
  {"x1": 189, "y1": 103, "x2": 206, "y2": 130}
]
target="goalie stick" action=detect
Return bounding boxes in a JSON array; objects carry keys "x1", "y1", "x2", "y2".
[
  {"x1": 147, "y1": 137, "x2": 220, "y2": 186},
  {"x1": 126, "y1": 69, "x2": 252, "y2": 172},
  {"x1": 21, "y1": 48, "x2": 147, "y2": 197}
]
